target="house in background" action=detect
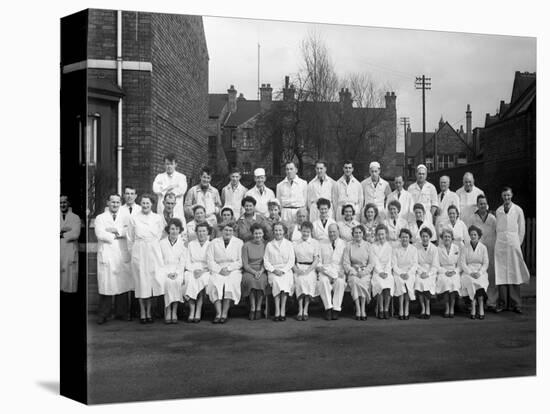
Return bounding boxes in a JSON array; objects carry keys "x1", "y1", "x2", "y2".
[{"x1": 61, "y1": 9, "x2": 209, "y2": 218}]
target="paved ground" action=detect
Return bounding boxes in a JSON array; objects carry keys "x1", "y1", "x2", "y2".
[{"x1": 87, "y1": 293, "x2": 536, "y2": 404}]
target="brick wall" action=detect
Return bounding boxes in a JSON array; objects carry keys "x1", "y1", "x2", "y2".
[{"x1": 88, "y1": 9, "x2": 117, "y2": 60}]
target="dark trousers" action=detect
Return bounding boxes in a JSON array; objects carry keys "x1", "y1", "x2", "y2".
[
  {"x1": 498, "y1": 284, "x2": 522, "y2": 309},
  {"x1": 98, "y1": 292, "x2": 132, "y2": 318}
]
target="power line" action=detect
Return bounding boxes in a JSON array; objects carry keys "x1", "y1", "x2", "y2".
[{"x1": 415, "y1": 75, "x2": 431, "y2": 167}]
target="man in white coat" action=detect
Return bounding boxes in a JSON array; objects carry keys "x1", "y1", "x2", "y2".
[
  {"x1": 495, "y1": 187, "x2": 530, "y2": 313},
  {"x1": 456, "y1": 172, "x2": 485, "y2": 226},
  {"x1": 94, "y1": 193, "x2": 133, "y2": 324},
  {"x1": 246, "y1": 168, "x2": 275, "y2": 218},
  {"x1": 386, "y1": 175, "x2": 414, "y2": 222},
  {"x1": 407, "y1": 164, "x2": 439, "y2": 226},
  {"x1": 60, "y1": 195, "x2": 81, "y2": 293},
  {"x1": 153, "y1": 153, "x2": 188, "y2": 217},
  {"x1": 276, "y1": 162, "x2": 308, "y2": 225},
  {"x1": 435, "y1": 175, "x2": 460, "y2": 231},
  {"x1": 307, "y1": 160, "x2": 335, "y2": 222},
  {"x1": 316, "y1": 224, "x2": 347, "y2": 320},
  {"x1": 361, "y1": 161, "x2": 391, "y2": 220},
  {"x1": 161, "y1": 192, "x2": 187, "y2": 242},
  {"x1": 221, "y1": 168, "x2": 248, "y2": 218},
  {"x1": 333, "y1": 160, "x2": 364, "y2": 221},
  {"x1": 120, "y1": 185, "x2": 141, "y2": 217}
]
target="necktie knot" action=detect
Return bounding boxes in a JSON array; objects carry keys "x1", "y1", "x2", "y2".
[
  {"x1": 129, "y1": 206, "x2": 133, "y2": 214},
  {"x1": 112, "y1": 214, "x2": 117, "y2": 221}
]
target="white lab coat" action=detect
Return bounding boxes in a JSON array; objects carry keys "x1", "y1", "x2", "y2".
[
  {"x1": 371, "y1": 242, "x2": 394, "y2": 296},
  {"x1": 409, "y1": 219, "x2": 437, "y2": 244},
  {"x1": 152, "y1": 171, "x2": 188, "y2": 216},
  {"x1": 183, "y1": 239, "x2": 211, "y2": 300},
  {"x1": 159, "y1": 238, "x2": 186, "y2": 306},
  {"x1": 120, "y1": 203, "x2": 141, "y2": 217},
  {"x1": 221, "y1": 183, "x2": 248, "y2": 218},
  {"x1": 337, "y1": 219, "x2": 361, "y2": 242},
  {"x1": 437, "y1": 218, "x2": 470, "y2": 248},
  {"x1": 469, "y1": 211, "x2": 497, "y2": 304},
  {"x1": 385, "y1": 217, "x2": 409, "y2": 247},
  {"x1": 386, "y1": 189, "x2": 414, "y2": 223},
  {"x1": 460, "y1": 241, "x2": 489, "y2": 299},
  {"x1": 293, "y1": 237, "x2": 320, "y2": 297},
  {"x1": 276, "y1": 176, "x2": 308, "y2": 224},
  {"x1": 307, "y1": 175, "x2": 336, "y2": 221},
  {"x1": 414, "y1": 242, "x2": 439, "y2": 294},
  {"x1": 456, "y1": 185, "x2": 484, "y2": 226},
  {"x1": 392, "y1": 243, "x2": 418, "y2": 300},
  {"x1": 264, "y1": 238, "x2": 295, "y2": 296},
  {"x1": 60, "y1": 211, "x2": 81, "y2": 292},
  {"x1": 127, "y1": 212, "x2": 164, "y2": 298},
  {"x1": 94, "y1": 211, "x2": 132, "y2": 295},
  {"x1": 494, "y1": 203, "x2": 530, "y2": 285},
  {"x1": 246, "y1": 186, "x2": 276, "y2": 217},
  {"x1": 361, "y1": 177, "x2": 391, "y2": 219},
  {"x1": 312, "y1": 218, "x2": 337, "y2": 242},
  {"x1": 333, "y1": 175, "x2": 364, "y2": 221},
  {"x1": 407, "y1": 181, "x2": 439, "y2": 224},
  {"x1": 160, "y1": 210, "x2": 188, "y2": 243},
  {"x1": 316, "y1": 238, "x2": 347, "y2": 311},
  {"x1": 435, "y1": 190, "x2": 460, "y2": 228},
  {"x1": 206, "y1": 237, "x2": 243, "y2": 303},
  {"x1": 436, "y1": 243, "x2": 461, "y2": 294}
]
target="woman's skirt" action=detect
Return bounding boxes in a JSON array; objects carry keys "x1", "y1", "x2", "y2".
[
  {"x1": 294, "y1": 264, "x2": 318, "y2": 297},
  {"x1": 436, "y1": 267, "x2": 461, "y2": 295},
  {"x1": 460, "y1": 271, "x2": 489, "y2": 300},
  {"x1": 164, "y1": 273, "x2": 184, "y2": 306},
  {"x1": 241, "y1": 270, "x2": 268, "y2": 296},
  {"x1": 268, "y1": 269, "x2": 294, "y2": 296},
  {"x1": 183, "y1": 269, "x2": 210, "y2": 300},
  {"x1": 414, "y1": 272, "x2": 436, "y2": 295},
  {"x1": 348, "y1": 275, "x2": 372, "y2": 302},
  {"x1": 393, "y1": 271, "x2": 416, "y2": 300},
  {"x1": 207, "y1": 270, "x2": 243, "y2": 303},
  {"x1": 371, "y1": 271, "x2": 395, "y2": 296}
]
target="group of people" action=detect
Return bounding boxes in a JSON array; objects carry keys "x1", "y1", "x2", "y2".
[{"x1": 59, "y1": 153, "x2": 531, "y2": 325}]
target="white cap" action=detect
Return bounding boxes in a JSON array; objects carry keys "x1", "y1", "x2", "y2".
[
  {"x1": 254, "y1": 168, "x2": 266, "y2": 177},
  {"x1": 369, "y1": 161, "x2": 381, "y2": 170},
  {"x1": 417, "y1": 164, "x2": 428, "y2": 172}
]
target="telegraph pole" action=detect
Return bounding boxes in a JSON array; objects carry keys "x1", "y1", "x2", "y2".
[
  {"x1": 257, "y1": 43, "x2": 260, "y2": 100},
  {"x1": 400, "y1": 116, "x2": 410, "y2": 179},
  {"x1": 415, "y1": 75, "x2": 431, "y2": 165}
]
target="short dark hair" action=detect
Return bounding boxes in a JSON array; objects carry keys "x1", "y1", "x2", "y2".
[
  {"x1": 200, "y1": 166, "x2": 212, "y2": 176},
  {"x1": 387, "y1": 199, "x2": 401, "y2": 212},
  {"x1": 399, "y1": 228, "x2": 413, "y2": 239},
  {"x1": 476, "y1": 194, "x2": 487, "y2": 203},
  {"x1": 501, "y1": 186, "x2": 513, "y2": 193},
  {"x1": 164, "y1": 153, "x2": 177, "y2": 163},
  {"x1": 375, "y1": 223, "x2": 388, "y2": 235},
  {"x1": 140, "y1": 193, "x2": 155, "y2": 204},
  {"x1": 218, "y1": 221, "x2": 236, "y2": 233},
  {"x1": 419, "y1": 227, "x2": 433, "y2": 238},
  {"x1": 413, "y1": 203, "x2": 425, "y2": 213},
  {"x1": 363, "y1": 203, "x2": 379, "y2": 219},
  {"x1": 447, "y1": 204, "x2": 459, "y2": 215},
  {"x1": 342, "y1": 204, "x2": 355, "y2": 215},
  {"x1": 343, "y1": 160, "x2": 353, "y2": 167},
  {"x1": 192, "y1": 205, "x2": 206, "y2": 214},
  {"x1": 106, "y1": 192, "x2": 121, "y2": 202},
  {"x1": 195, "y1": 221, "x2": 212, "y2": 235},
  {"x1": 314, "y1": 159, "x2": 327, "y2": 167},
  {"x1": 250, "y1": 222, "x2": 265, "y2": 235},
  {"x1": 468, "y1": 225, "x2": 483, "y2": 238},
  {"x1": 352, "y1": 225, "x2": 364, "y2": 235},
  {"x1": 241, "y1": 195, "x2": 257, "y2": 207},
  {"x1": 271, "y1": 221, "x2": 287, "y2": 236},
  {"x1": 230, "y1": 168, "x2": 241, "y2": 175},
  {"x1": 316, "y1": 197, "x2": 331, "y2": 209},
  {"x1": 165, "y1": 218, "x2": 183, "y2": 234},
  {"x1": 123, "y1": 185, "x2": 136, "y2": 192},
  {"x1": 285, "y1": 161, "x2": 297, "y2": 168},
  {"x1": 164, "y1": 192, "x2": 176, "y2": 201},
  {"x1": 221, "y1": 207, "x2": 234, "y2": 217},
  {"x1": 300, "y1": 221, "x2": 314, "y2": 231}
]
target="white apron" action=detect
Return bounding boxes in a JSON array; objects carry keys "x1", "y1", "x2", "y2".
[
  {"x1": 206, "y1": 237, "x2": 243, "y2": 303},
  {"x1": 183, "y1": 239, "x2": 211, "y2": 300},
  {"x1": 264, "y1": 238, "x2": 295, "y2": 296},
  {"x1": 60, "y1": 211, "x2": 81, "y2": 293},
  {"x1": 392, "y1": 244, "x2": 418, "y2": 300},
  {"x1": 159, "y1": 238, "x2": 187, "y2": 306}
]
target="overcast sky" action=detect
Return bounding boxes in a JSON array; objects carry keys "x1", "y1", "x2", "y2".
[{"x1": 203, "y1": 16, "x2": 536, "y2": 151}]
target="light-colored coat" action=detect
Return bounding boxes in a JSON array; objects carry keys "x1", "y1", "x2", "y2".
[
  {"x1": 206, "y1": 237, "x2": 243, "y2": 302},
  {"x1": 460, "y1": 241, "x2": 489, "y2": 299},
  {"x1": 312, "y1": 218, "x2": 337, "y2": 242},
  {"x1": 152, "y1": 171, "x2": 188, "y2": 216},
  {"x1": 159, "y1": 237, "x2": 187, "y2": 305},
  {"x1": 495, "y1": 203, "x2": 530, "y2": 285},
  {"x1": 94, "y1": 210, "x2": 132, "y2": 295},
  {"x1": 392, "y1": 243, "x2": 418, "y2": 299},
  {"x1": 307, "y1": 175, "x2": 336, "y2": 221},
  {"x1": 60, "y1": 211, "x2": 81, "y2": 292},
  {"x1": 264, "y1": 238, "x2": 295, "y2": 296}
]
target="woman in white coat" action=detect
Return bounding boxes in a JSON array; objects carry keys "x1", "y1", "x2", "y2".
[
  {"x1": 385, "y1": 200, "x2": 409, "y2": 247},
  {"x1": 437, "y1": 205, "x2": 469, "y2": 248},
  {"x1": 392, "y1": 228, "x2": 418, "y2": 320},
  {"x1": 337, "y1": 204, "x2": 361, "y2": 242},
  {"x1": 460, "y1": 225, "x2": 489, "y2": 320},
  {"x1": 436, "y1": 228, "x2": 462, "y2": 318},
  {"x1": 183, "y1": 222, "x2": 212, "y2": 323},
  {"x1": 264, "y1": 222, "x2": 295, "y2": 321},
  {"x1": 60, "y1": 195, "x2": 81, "y2": 293},
  {"x1": 343, "y1": 225, "x2": 373, "y2": 320},
  {"x1": 414, "y1": 227, "x2": 440, "y2": 319},
  {"x1": 410, "y1": 203, "x2": 437, "y2": 244},
  {"x1": 206, "y1": 222, "x2": 243, "y2": 324},
  {"x1": 159, "y1": 218, "x2": 187, "y2": 324},
  {"x1": 127, "y1": 194, "x2": 164, "y2": 324},
  {"x1": 292, "y1": 221, "x2": 320, "y2": 321},
  {"x1": 371, "y1": 224, "x2": 394, "y2": 320}
]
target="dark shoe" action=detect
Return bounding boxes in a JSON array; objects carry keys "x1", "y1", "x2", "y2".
[
  {"x1": 398, "y1": 315, "x2": 404, "y2": 320},
  {"x1": 220, "y1": 317, "x2": 227, "y2": 324},
  {"x1": 140, "y1": 318, "x2": 146, "y2": 324},
  {"x1": 249, "y1": 311, "x2": 255, "y2": 321},
  {"x1": 495, "y1": 306, "x2": 504, "y2": 313},
  {"x1": 470, "y1": 315, "x2": 476, "y2": 320},
  {"x1": 212, "y1": 317, "x2": 221, "y2": 324},
  {"x1": 96, "y1": 317, "x2": 107, "y2": 325},
  {"x1": 302, "y1": 315, "x2": 308, "y2": 321},
  {"x1": 172, "y1": 318, "x2": 178, "y2": 324},
  {"x1": 425, "y1": 314, "x2": 431, "y2": 319},
  {"x1": 164, "y1": 319, "x2": 171, "y2": 324},
  {"x1": 297, "y1": 314, "x2": 303, "y2": 321},
  {"x1": 255, "y1": 310, "x2": 261, "y2": 320},
  {"x1": 479, "y1": 314, "x2": 485, "y2": 320},
  {"x1": 126, "y1": 314, "x2": 132, "y2": 322},
  {"x1": 404, "y1": 315, "x2": 410, "y2": 320},
  {"x1": 273, "y1": 316, "x2": 280, "y2": 322},
  {"x1": 331, "y1": 311, "x2": 339, "y2": 320},
  {"x1": 513, "y1": 307, "x2": 523, "y2": 314},
  {"x1": 281, "y1": 316, "x2": 287, "y2": 321},
  {"x1": 384, "y1": 311, "x2": 389, "y2": 319},
  {"x1": 417, "y1": 314, "x2": 426, "y2": 319},
  {"x1": 377, "y1": 313, "x2": 383, "y2": 320},
  {"x1": 449, "y1": 313, "x2": 455, "y2": 319},
  {"x1": 193, "y1": 318, "x2": 201, "y2": 324},
  {"x1": 324, "y1": 309, "x2": 332, "y2": 321},
  {"x1": 186, "y1": 317, "x2": 194, "y2": 323},
  {"x1": 443, "y1": 313, "x2": 450, "y2": 318},
  {"x1": 361, "y1": 316, "x2": 367, "y2": 321},
  {"x1": 355, "y1": 315, "x2": 361, "y2": 321},
  {"x1": 146, "y1": 317, "x2": 154, "y2": 324}
]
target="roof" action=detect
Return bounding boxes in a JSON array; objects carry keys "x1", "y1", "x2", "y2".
[
  {"x1": 510, "y1": 72, "x2": 536, "y2": 103},
  {"x1": 208, "y1": 94, "x2": 227, "y2": 117},
  {"x1": 406, "y1": 132, "x2": 434, "y2": 156},
  {"x1": 225, "y1": 100, "x2": 261, "y2": 127}
]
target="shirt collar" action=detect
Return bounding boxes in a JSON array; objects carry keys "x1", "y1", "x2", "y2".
[{"x1": 339, "y1": 175, "x2": 357, "y2": 184}]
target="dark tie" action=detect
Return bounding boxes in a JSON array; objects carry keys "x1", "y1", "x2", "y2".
[
  {"x1": 129, "y1": 206, "x2": 133, "y2": 214},
  {"x1": 504, "y1": 205, "x2": 510, "y2": 214},
  {"x1": 320, "y1": 178, "x2": 324, "y2": 185},
  {"x1": 332, "y1": 241, "x2": 336, "y2": 250},
  {"x1": 440, "y1": 192, "x2": 444, "y2": 202},
  {"x1": 345, "y1": 177, "x2": 350, "y2": 184},
  {"x1": 112, "y1": 214, "x2": 117, "y2": 221},
  {"x1": 393, "y1": 219, "x2": 396, "y2": 226},
  {"x1": 62, "y1": 213, "x2": 66, "y2": 221},
  {"x1": 416, "y1": 220, "x2": 423, "y2": 228},
  {"x1": 397, "y1": 191, "x2": 401, "y2": 200}
]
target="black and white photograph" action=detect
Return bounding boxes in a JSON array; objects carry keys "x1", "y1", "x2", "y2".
[{"x1": 56, "y1": 5, "x2": 539, "y2": 405}]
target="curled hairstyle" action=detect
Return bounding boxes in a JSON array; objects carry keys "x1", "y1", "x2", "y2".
[
  {"x1": 165, "y1": 218, "x2": 183, "y2": 234},
  {"x1": 342, "y1": 204, "x2": 355, "y2": 216},
  {"x1": 399, "y1": 228, "x2": 413, "y2": 240},
  {"x1": 419, "y1": 227, "x2": 433, "y2": 238},
  {"x1": 195, "y1": 221, "x2": 212, "y2": 235},
  {"x1": 220, "y1": 207, "x2": 234, "y2": 217},
  {"x1": 439, "y1": 228, "x2": 454, "y2": 240},
  {"x1": 316, "y1": 197, "x2": 331, "y2": 209},
  {"x1": 413, "y1": 203, "x2": 425, "y2": 213},
  {"x1": 375, "y1": 223, "x2": 388, "y2": 235},
  {"x1": 351, "y1": 224, "x2": 365, "y2": 236},
  {"x1": 300, "y1": 221, "x2": 314, "y2": 232},
  {"x1": 387, "y1": 199, "x2": 401, "y2": 213},
  {"x1": 447, "y1": 204, "x2": 459, "y2": 215},
  {"x1": 363, "y1": 203, "x2": 379, "y2": 219},
  {"x1": 140, "y1": 193, "x2": 156, "y2": 204},
  {"x1": 250, "y1": 222, "x2": 266, "y2": 236},
  {"x1": 218, "y1": 220, "x2": 236, "y2": 233},
  {"x1": 241, "y1": 195, "x2": 257, "y2": 207},
  {"x1": 192, "y1": 205, "x2": 206, "y2": 214},
  {"x1": 468, "y1": 225, "x2": 483, "y2": 238},
  {"x1": 272, "y1": 221, "x2": 288, "y2": 237}
]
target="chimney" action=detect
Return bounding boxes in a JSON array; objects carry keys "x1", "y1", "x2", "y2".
[
  {"x1": 384, "y1": 91, "x2": 396, "y2": 110},
  {"x1": 237, "y1": 93, "x2": 246, "y2": 101},
  {"x1": 227, "y1": 85, "x2": 237, "y2": 113},
  {"x1": 339, "y1": 88, "x2": 352, "y2": 110},
  {"x1": 466, "y1": 104, "x2": 472, "y2": 146},
  {"x1": 283, "y1": 75, "x2": 295, "y2": 101},
  {"x1": 406, "y1": 124, "x2": 412, "y2": 149},
  {"x1": 259, "y1": 83, "x2": 273, "y2": 112}
]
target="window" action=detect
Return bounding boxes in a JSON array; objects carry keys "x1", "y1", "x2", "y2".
[
  {"x1": 242, "y1": 162, "x2": 252, "y2": 175},
  {"x1": 438, "y1": 154, "x2": 454, "y2": 170},
  {"x1": 231, "y1": 131, "x2": 237, "y2": 148},
  {"x1": 82, "y1": 113, "x2": 100, "y2": 166},
  {"x1": 457, "y1": 154, "x2": 467, "y2": 165},
  {"x1": 208, "y1": 136, "x2": 217, "y2": 154},
  {"x1": 241, "y1": 129, "x2": 254, "y2": 150}
]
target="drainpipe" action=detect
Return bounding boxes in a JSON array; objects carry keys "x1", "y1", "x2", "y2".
[{"x1": 116, "y1": 10, "x2": 123, "y2": 195}]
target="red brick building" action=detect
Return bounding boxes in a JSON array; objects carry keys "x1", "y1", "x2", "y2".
[{"x1": 61, "y1": 9, "x2": 209, "y2": 217}]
